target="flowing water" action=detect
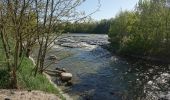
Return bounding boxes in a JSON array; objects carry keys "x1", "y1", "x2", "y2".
[{"x1": 44, "y1": 33, "x2": 170, "y2": 100}]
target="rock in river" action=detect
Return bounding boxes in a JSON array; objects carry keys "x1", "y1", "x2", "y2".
[
  {"x1": 60, "y1": 42, "x2": 89, "y2": 48},
  {"x1": 60, "y1": 72, "x2": 72, "y2": 81},
  {"x1": 48, "y1": 55, "x2": 58, "y2": 60}
]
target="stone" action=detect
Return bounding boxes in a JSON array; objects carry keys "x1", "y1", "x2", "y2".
[
  {"x1": 10, "y1": 91, "x2": 15, "y2": 94},
  {"x1": 65, "y1": 81, "x2": 73, "y2": 86},
  {"x1": 158, "y1": 98, "x2": 169, "y2": 100},
  {"x1": 60, "y1": 72, "x2": 72, "y2": 81},
  {"x1": 147, "y1": 81, "x2": 153, "y2": 85},
  {"x1": 28, "y1": 89, "x2": 32, "y2": 92},
  {"x1": 61, "y1": 68, "x2": 66, "y2": 72},
  {"x1": 110, "y1": 92, "x2": 115, "y2": 95},
  {"x1": 55, "y1": 68, "x2": 66, "y2": 72},
  {"x1": 60, "y1": 42, "x2": 89, "y2": 48},
  {"x1": 21, "y1": 93, "x2": 25, "y2": 95},
  {"x1": 4, "y1": 98, "x2": 10, "y2": 100},
  {"x1": 58, "y1": 38, "x2": 76, "y2": 43},
  {"x1": 48, "y1": 55, "x2": 58, "y2": 60}
]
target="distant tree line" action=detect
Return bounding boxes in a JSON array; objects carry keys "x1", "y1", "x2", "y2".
[
  {"x1": 109, "y1": 0, "x2": 170, "y2": 59},
  {"x1": 62, "y1": 19, "x2": 112, "y2": 34}
]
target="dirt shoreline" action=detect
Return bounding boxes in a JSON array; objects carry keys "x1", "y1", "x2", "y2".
[{"x1": 0, "y1": 89, "x2": 60, "y2": 100}]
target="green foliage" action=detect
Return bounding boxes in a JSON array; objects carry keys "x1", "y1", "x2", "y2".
[
  {"x1": 0, "y1": 41, "x2": 10, "y2": 88},
  {"x1": 0, "y1": 41, "x2": 63, "y2": 99},
  {"x1": 0, "y1": 68, "x2": 10, "y2": 88},
  {"x1": 63, "y1": 19, "x2": 112, "y2": 34},
  {"x1": 109, "y1": 11, "x2": 138, "y2": 50},
  {"x1": 109, "y1": 0, "x2": 170, "y2": 58},
  {"x1": 0, "y1": 58, "x2": 64, "y2": 99},
  {"x1": 17, "y1": 58, "x2": 60, "y2": 94}
]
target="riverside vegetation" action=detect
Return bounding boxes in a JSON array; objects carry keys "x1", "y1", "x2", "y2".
[
  {"x1": 0, "y1": 0, "x2": 99, "y2": 99},
  {"x1": 108, "y1": 0, "x2": 170, "y2": 60}
]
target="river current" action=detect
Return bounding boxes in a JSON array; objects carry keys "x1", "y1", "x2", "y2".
[{"x1": 45, "y1": 33, "x2": 170, "y2": 100}]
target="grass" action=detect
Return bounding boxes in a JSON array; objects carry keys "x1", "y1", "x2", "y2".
[
  {"x1": 0, "y1": 40, "x2": 65, "y2": 100},
  {"x1": 0, "y1": 41, "x2": 10, "y2": 89},
  {"x1": 17, "y1": 58, "x2": 57, "y2": 92},
  {"x1": 0, "y1": 68, "x2": 10, "y2": 88}
]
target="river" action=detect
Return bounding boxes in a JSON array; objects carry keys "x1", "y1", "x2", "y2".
[{"x1": 44, "y1": 33, "x2": 170, "y2": 100}]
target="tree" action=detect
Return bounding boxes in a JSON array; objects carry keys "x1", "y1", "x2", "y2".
[
  {"x1": 109, "y1": 0, "x2": 170, "y2": 58},
  {"x1": 0, "y1": 0, "x2": 97, "y2": 88},
  {"x1": 0, "y1": 0, "x2": 37, "y2": 88},
  {"x1": 33, "y1": 0, "x2": 88, "y2": 76}
]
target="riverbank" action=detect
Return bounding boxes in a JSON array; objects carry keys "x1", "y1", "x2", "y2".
[
  {"x1": 43, "y1": 72, "x2": 73, "y2": 100},
  {"x1": 122, "y1": 54, "x2": 170, "y2": 64},
  {"x1": 0, "y1": 44, "x2": 65, "y2": 100},
  {"x1": 0, "y1": 90, "x2": 60, "y2": 100},
  {"x1": 106, "y1": 44, "x2": 170, "y2": 64},
  {"x1": 30, "y1": 55, "x2": 74, "y2": 100}
]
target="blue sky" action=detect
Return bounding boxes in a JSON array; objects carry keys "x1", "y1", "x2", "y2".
[{"x1": 78, "y1": 0, "x2": 139, "y2": 20}]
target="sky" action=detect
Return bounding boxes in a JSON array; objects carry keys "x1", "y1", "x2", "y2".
[{"x1": 78, "y1": 0, "x2": 139, "y2": 20}]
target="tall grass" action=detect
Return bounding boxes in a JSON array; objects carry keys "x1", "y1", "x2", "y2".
[
  {"x1": 0, "y1": 39, "x2": 65, "y2": 99},
  {"x1": 0, "y1": 40, "x2": 10, "y2": 88},
  {"x1": 17, "y1": 58, "x2": 58, "y2": 93}
]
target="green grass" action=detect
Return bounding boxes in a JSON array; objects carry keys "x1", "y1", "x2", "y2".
[
  {"x1": 0, "y1": 58, "x2": 65, "y2": 99},
  {"x1": 0, "y1": 39, "x2": 65, "y2": 100},
  {"x1": 0, "y1": 68, "x2": 10, "y2": 88},
  {"x1": 17, "y1": 58, "x2": 56, "y2": 92},
  {"x1": 0, "y1": 41, "x2": 10, "y2": 89}
]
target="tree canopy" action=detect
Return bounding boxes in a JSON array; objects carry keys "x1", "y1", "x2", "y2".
[
  {"x1": 62, "y1": 19, "x2": 112, "y2": 34},
  {"x1": 109, "y1": 0, "x2": 170, "y2": 58}
]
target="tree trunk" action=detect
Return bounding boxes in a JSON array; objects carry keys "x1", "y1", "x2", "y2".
[
  {"x1": 0, "y1": 26, "x2": 11, "y2": 71},
  {"x1": 11, "y1": 66, "x2": 18, "y2": 89}
]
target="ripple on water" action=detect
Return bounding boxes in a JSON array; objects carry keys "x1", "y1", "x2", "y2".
[{"x1": 45, "y1": 34, "x2": 170, "y2": 100}]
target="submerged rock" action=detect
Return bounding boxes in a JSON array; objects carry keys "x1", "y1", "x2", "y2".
[
  {"x1": 55, "y1": 67, "x2": 66, "y2": 72},
  {"x1": 65, "y1": 81, "x2": 73, "y2": 86},
  {"x1": 48, "y1": 55, "x2": 58, "y2": 60},
  {"x1": 58, "y1": 38, "x2": 76, "y2": 43},
  {"x1": 60, "y1": 42, "x2": 89, "y2": 48}
]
